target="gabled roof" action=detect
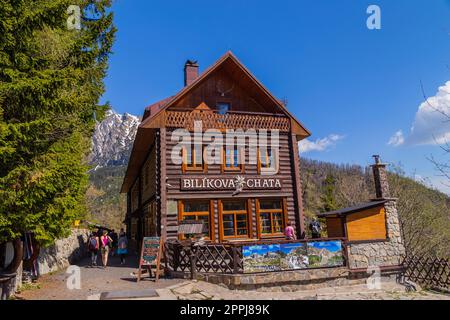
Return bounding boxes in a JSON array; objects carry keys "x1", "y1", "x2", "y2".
[
  {"x1": 121, "y1": 51, "x2": 311, "y2": 193},
  {"x1": 317, "y1": 200, "x2": 388, "y2": 217},
  {"x1": 139, "y1": 51, "x2": 311, "y2": 137}
]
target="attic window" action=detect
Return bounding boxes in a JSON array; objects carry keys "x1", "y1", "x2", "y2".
[{"x1": 216, "y1": 102, "x2": 230, "y2": 115}]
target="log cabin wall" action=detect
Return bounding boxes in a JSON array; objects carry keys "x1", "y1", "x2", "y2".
[
  {"x1": 130, "y1": 178, "x2": 139, "y2": 213},
  {"x1": 163, "y1": 128, "x2": 300, "y2": 242},
  {"x1": 140, "y1": 145, "x2": 157, "y2": 204}
]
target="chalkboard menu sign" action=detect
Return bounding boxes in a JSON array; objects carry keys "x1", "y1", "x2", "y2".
[{"x1": 138, "y1": 237, "x2": 163, "y2": 282}]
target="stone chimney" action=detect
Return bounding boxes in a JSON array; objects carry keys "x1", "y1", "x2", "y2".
[
  {"x1": 371, "y1": 155, "x2": 391, "y2": 199},
  {"x1": 184, "y1": 60, "x2": 199, "y2": 86}
]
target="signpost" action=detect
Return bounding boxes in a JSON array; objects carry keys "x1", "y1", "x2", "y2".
[{"x1": 137, "y1": 237, "x2": 163, "y2": 282}]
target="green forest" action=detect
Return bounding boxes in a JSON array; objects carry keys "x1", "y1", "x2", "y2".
[{"x1": 300, "y1": 158, "x2": 450, "y2": 258}]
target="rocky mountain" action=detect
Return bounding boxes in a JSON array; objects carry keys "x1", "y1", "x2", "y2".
[
  {"x1": 86, "y1": 110, "x2": 140, "y2": 229},
  {"x1": 89, "y1": 110, "x2": 140, "y2": 168}
]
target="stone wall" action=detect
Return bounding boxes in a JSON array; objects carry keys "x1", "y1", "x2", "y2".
[
  {"x1": 347, "y1": 200, "x2": 405, "y2": 269},
  {"x1": 37, "y1": 229, "x2": 90, "y2": 275}
]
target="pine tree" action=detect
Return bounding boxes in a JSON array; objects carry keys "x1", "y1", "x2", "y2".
[
  {"x1": 321, "y1": 174, "x2": 338, "y2": 212},
  {"x1": 0, "y1": 0, "x2": 116, "y2": 245}
]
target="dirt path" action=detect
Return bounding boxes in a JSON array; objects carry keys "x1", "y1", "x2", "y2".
[
  {"x1": 15, "y1": 254, "x2": 182, "y2": 300},
  {"x1": 14, "y1": 254, "x2": 450, "y2": 300}
]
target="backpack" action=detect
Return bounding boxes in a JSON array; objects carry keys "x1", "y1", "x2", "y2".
[
  {"x1": 89, "y1": 237, "x2": 98, "y2": 250},
  {"x1": 312, "y1": 222, "x2": 321, "y2": 234}
]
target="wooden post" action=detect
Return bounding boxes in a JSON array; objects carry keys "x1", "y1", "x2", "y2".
[
  {"x1": 232, "y1": 246, "x2": 239, "y2": 274},
  {"x1": 137, "y1": 241, "x2": 144, "y2": 282},
  {"x1": 189, "y1": 246, "x2": 197, "y2": 280},
  {"x1": 155, "y1": 238, "x2": 163, "y2": 281},
  {"x1": 290, "y1": 133, "x2": 306, "y2": 238},
  {"x1": 160, "y1": 128, "x2": 167, "y2": 241}
]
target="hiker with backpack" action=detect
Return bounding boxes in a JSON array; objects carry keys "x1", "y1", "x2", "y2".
[
  {"x1": 100, "y1": 230, "x2": 113, "y2": 268},
  {"x1": 88, "y1": 233, "x2": 100, "y2": 267},
  {"x1": 117, "y1": 230, "x2": 128, "y2": 265},
  {"x1": 309, "y1": 217, "x2": 322, "y2": 239}
]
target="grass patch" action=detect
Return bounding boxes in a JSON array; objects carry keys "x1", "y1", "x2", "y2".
[{"x1": 16, "y1": 282, "x2": 41, "y2": 293}]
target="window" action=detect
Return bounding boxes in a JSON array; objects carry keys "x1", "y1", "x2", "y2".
[
  {"x1": 179, "y1": 200, "x2": 212, "y2": 239},
  {"x1": 257, "y1": 199, "x2": 286, "y2": 237},
  {"x1": 258, "y1": 147, "x2": 278, "y2": 174},
  {"x1": 216, "y1": 102, "x2": 230, "y2": 115},
  {"x1": 222, "y1": 146, "x2": 244, "y2": 172},
  {"x1": 182, "y1": 145, "x2": 206, "y2": 173},
  {"x1": 220, "y1": 200, "x2": 250, "y2": 240}
]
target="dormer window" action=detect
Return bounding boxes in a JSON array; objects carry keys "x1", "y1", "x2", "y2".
[{"x1": 216, "y1": 102, "x2": 230, "y2": 115}]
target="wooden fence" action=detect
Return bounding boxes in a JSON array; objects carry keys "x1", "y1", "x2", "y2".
[
  {"x1": 165, "y1": 111, "x2": 291, "y2": 132},
  {"x1": 403, "y1": 255, "x2": 450, "y2": 291}
]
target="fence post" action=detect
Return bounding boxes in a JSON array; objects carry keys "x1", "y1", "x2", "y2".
[
  {"x1": 174, "y1": 244, "x2": 179, "y2": 272},
  {"x1": 189, "y1": 247, "x2": 197, "y2": 280},
  {"x1": 232, "y1": 246, "x2": 239, "y2": 274}
]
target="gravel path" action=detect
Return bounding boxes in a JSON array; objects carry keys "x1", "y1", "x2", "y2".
[
  {"x1": 163, "y1": 280, "x2": 450, "y2": 300},
  {"x1": 14, "y1": 255, "x2": 449, "y2": 300},
  {"x1": 15, "y1": 254, "x2": 182, "y2": 300}
]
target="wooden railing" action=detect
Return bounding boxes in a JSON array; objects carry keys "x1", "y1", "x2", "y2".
[
  {"x1": 403, "y1": 255, "x2": 450, "y2": 291},
  {"x1": 164, "y1": 238, "x2": 347, "y2": 276},
  {"x1": 165, "y1": 111, "x2": 291, "y2": 132}
]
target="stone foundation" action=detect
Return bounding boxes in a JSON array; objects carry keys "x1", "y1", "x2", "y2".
[
  {"x1": 347, "y1": 200, "x2": 405, "y2": 269},
  {"x1": 169, "y1": 267, "x2": 401, "y2": 292}
]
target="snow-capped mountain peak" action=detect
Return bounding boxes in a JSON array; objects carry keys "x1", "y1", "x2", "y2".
[{"x1": 89, "y1": 110, "x2": 141, "y2": 167}]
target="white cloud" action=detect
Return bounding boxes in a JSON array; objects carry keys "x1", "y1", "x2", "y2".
[
  {"x1": 388, "y1": 130, "x2": 405, "y2": 146},
  {"x1": 390, "y1": 81, "x2": 450, "y2": 146},
  {"x1": 298, "y1": 134, "x2": 344, "y2": 153}
]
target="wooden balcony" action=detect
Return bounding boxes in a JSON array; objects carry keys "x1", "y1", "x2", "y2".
[{"x1": 164, "y1": 111, "x2": 291, "y2": 132}]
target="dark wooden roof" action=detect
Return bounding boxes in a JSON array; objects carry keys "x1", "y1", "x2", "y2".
[{"x1": 317, "y1": 200, "x2": 388, "y2": 217}]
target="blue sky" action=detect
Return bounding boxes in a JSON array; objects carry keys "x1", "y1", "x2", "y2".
[{"x1": 101, "y1": 0, "x2": 450, "y2": 194}]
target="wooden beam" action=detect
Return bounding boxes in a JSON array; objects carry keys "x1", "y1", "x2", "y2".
[
  {"x1": 160, "y1": 128, "x2": 167, "y2": 241},
  {"x1": 290, "y1": 133, "x2": 305, "y2": 238}
]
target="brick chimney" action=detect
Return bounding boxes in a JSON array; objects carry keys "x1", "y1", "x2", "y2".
[
  {"x1": 184, "y1": 60, "x2": 199, "y2": 86},
  {"x1": 371, "y1": 155, "x2": 391, "y2": 199}
]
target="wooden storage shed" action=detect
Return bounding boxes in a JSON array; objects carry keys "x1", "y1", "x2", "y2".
[{"x1": 318, "y1": 200, "x2": 388, "y2": 242}]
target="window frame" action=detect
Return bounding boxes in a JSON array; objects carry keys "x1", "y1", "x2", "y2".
[
  {"x1": 256, "y1": 198, "x2": 288, "y2": 238},
  {"x1": 215, "y1": 102, "x2": 231, "y2": 115},
  {"x1": 219, "y1": 199, "x2": 252, "y2": 241},
  {"x1": 178, "y1": 200, "x2": 214, "y2": 240},
  {"x1": 257, "y1": 146, "x2": 279, "y2": 175},
  {"x1": 221, "y1": 145, "x2": 244, "y2": 173},
  {"x1": 182, "y1": 145, "x2": 207, "y2": 173}
]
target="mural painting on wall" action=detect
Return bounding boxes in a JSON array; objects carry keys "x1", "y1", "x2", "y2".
[
  {"x1": 307, "y1": 241, "x2": 344, "y2": 268},
  {"x1": 280, "y1": 243, "x2": 309, "y2": 271},
  {"x1": 243, "y1": 241, "x2": 344, "y2": 273},
  {"x1": 243, "y1": 244, "x2": 283, "y2": 273}
]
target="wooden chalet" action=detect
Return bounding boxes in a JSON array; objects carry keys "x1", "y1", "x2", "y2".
[{"x1": 121, "y1": 51, "x2": 311, "y2": 245}]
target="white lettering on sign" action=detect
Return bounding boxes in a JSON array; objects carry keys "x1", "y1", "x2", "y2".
[{"x1": 180, "y1": 177, "x2": 282, "y2": 191}]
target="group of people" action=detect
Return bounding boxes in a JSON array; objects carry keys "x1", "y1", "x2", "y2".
[
  {"x1": 284, "y1": 218, "x2": 322, "y2": 240},
  {"x1": 87, "y1": 228, "x2": 128, "y2": 268}
]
